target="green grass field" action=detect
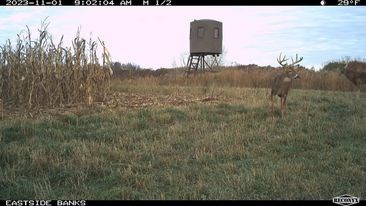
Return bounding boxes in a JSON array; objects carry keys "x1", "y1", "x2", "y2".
[{"x1": 0, "y1": 81, "x2": 365, "y2": 200}]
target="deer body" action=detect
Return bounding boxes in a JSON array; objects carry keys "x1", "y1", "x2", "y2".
[
  {"x1": 344, "y1": 61, "x2": 366, "y2": 88},
  {"x1": 270, "y1": 53, "x2": 302, "y2": 116},
  {"x1": 342, "y1": 61, "x2": 366, "y2": 98},
  {"x1": 271, "y1": 73, "x2": 295, "y2": 98}
]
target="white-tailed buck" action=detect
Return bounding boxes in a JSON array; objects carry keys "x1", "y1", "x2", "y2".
[
  {"x1": 343, "y1": 61, "x2": 366, "y2": 97},
  {"x1": 270, "y1": 53, "x2": 303, "y2": 116}
]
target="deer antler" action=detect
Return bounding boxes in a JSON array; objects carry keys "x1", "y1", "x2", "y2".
[
  {"x1": 290, "y1": 54, "x2": 303, "y2": 66},
  {"x1": 277, "y1": 53, "x2": 289, "y2": 67}
]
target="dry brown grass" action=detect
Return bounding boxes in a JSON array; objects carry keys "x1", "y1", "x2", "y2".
[{"x1": 112, "y1": 67, "x2": 357, "y2": 92}]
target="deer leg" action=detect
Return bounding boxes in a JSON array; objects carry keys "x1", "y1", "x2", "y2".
[
  {"x1": 283, "y1": 95, "x2": 287, "y2": 115},
  {"x1": 280, "y1": 97, "x2": 284, "y2": 116},
  {"x1": 270, "y1": 94, "x2": 274, "y2": 115}
]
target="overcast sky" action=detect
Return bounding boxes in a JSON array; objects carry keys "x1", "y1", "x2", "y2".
[{"x1": 0, "y1": 6, "x2": 365, "y2": 70}]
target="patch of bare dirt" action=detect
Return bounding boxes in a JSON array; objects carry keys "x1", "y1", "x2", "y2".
[
  {"x1": 0, "y1": 92, "x2": 226, "y2": 119},
  {"x1": 100, "y1": 92, "x2": 222, "y2": 108}
]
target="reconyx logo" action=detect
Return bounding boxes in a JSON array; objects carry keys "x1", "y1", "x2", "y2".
[{"x1": 333, "y1": 194, "x2": 360, "y2": 206}]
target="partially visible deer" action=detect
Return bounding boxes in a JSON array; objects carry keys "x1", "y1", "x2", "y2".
[
  {"x1": 343, "y1": 61, "x2": 366, "y2": 97},
  {"x1": 270, "y1": 53, "x2": 303, "y2": 116}
]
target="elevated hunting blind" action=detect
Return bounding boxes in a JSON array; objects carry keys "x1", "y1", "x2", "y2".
[{"x1": 187, "y1": 19, "x2": 223, "y2": 74}]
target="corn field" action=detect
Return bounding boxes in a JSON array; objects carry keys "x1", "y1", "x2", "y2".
[{"x1": 0, "y1": 20, "x2": 112, "y2": 110}]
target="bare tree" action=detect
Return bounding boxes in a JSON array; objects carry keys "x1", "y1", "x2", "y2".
[{"x1": 270, "y1": 53, "x2": 303, "y2": 116}]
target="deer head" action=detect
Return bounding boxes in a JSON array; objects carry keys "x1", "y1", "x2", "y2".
[{"x1": 277, "y1": 52, "x2": 303, "y2": 79}]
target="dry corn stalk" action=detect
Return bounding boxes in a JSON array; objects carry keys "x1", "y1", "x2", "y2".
[{"x1": 0, "y1": 19, "x2": 113, "y2": 110}]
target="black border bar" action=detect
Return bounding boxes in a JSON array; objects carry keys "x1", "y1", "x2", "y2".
[
  {"x1": 0, "y1": 200, "x2": 351, "y2": 206},
  {"x1": 1, "y1": 0, "x2": 365, "y2": 6}
]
